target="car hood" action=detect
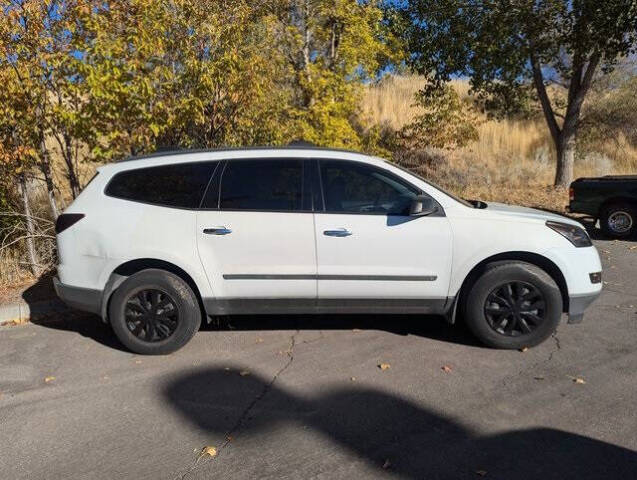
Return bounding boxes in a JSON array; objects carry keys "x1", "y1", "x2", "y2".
[{"x1": 485, "y1": 202, "x2": 582, "y2": 226}]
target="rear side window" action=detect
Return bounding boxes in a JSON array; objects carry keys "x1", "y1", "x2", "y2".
[
  {"x1": 212, "y1": 159, "x2": 304, "y2": 211},
  {"x1": 105, "y1": 163, "x2": 216, "y2": 208}
]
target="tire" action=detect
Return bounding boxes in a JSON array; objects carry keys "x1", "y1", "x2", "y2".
[
  {"x1": 600, "y1": 202, "x2": 636, "y2": 239},
  {"x1": 464, "y1": 262, "x2": 562, "y2": 349},
  {"x1": 109, "y1": 269, "x2": 201, "y2": 355}
]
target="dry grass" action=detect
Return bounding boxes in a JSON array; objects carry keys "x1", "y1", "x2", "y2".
[{"x1": 362, "y1": 75, "x2": 637, "y2": 211}]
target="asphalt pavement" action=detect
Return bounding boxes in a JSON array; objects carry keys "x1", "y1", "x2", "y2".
[{"x1": 1, "y1": 235, "x2": 636, "y2": 479}]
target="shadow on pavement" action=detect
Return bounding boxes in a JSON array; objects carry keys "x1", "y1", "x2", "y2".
[
  {"x1": 28, "y1": 310, "x2": 129, "y2": 352},
  {"x1": 164, "y1": 367, "x2": 637, "y2": 479},
  {"x1": 27, "y1": 312, "x2": 479, "y2": 352},
  {"x1": 22, "y1": 273, "x2": 129, "y2": 352},
  {"x1": 202, "y1": 313, "x2": 481, "y2": 347},
  {"x1": 20, "y1": 273, "x2": 481, "y2": 351}
]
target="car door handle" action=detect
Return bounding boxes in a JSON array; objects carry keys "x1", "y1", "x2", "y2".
[
  {"x1": 323, "y1": 228, "x2": 352, "y2": 237},
  {"x1": 203, "y1": 227, "x2": 232, "y2": 235}
]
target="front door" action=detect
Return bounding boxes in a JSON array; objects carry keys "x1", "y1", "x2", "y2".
[
  {"x1": 314, "y1": 159, "x2": 453, "y2": 309},
  {"x1": 196, "y1": 158, "x2": 317, "y2": 303}
]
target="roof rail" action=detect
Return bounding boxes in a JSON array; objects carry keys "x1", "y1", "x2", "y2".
[
  {"x1": 117, "y1": 144, "x2": 365, "y2": 162},
  {"x1": 287, "y1": 140, "x2": 316, "y2": 147}
]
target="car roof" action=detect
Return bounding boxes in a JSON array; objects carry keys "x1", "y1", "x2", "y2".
[{"x1": 99, "y1": 146, "x2": 387, "y2": 173}]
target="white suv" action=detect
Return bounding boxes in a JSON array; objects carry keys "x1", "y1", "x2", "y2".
[{"x1": 54, "y1": 146, "x2": 602, "y2": 354}]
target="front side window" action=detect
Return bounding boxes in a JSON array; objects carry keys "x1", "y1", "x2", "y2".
[
  {"x1": 216, "y1": 159, "x2": 304, "y2": 211},
  {"x1": 105, "y1": 162, "x2": 216, "y2": 208},
  {"x1": 320, "y1": 160, "x2": 420, "y2": 215}
]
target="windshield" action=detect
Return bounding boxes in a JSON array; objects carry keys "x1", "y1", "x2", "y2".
[{"x1": 386, "y1": 161, "x2": 476, "y2": 208}]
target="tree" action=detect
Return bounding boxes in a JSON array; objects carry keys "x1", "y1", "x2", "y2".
[
  {"x1": 0, "y1": 100, "x2": 40, "y2": 275},
  {"x1": 74, "y1": 0, "x2": 290, "y2": 161},
  {"x1": 399, "y1": 83, "x2": 479, "y2": 150},
  {"x1": 580, "y1": 61, "x2": 637, "y2": 149},
  {"x1": 0, "y1": 0, "x2": 85, "y2": 203},
  {"x1": 401, "y1": 0, "x2": 637, "y2": 186},
  {"x1": 270, "y1": 0, "x2": 399, "y2": 148}
]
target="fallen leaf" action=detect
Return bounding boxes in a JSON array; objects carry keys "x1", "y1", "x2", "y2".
[
  {"x1": 378, "y1": 363, "x2": 391, "y2": 370},
  {"x1": 382, "y1": 459, "x2": 391, "y2": 469},
  {"x1": 44, "y1": 376, "x2": 55, "y2": 383},
  {"x1": 475, "y1": 470, "x2": 488, "y2": 477},
  {"x1": 200, "y1": 446, "x2": 217, "y2": 458},
  {"x1": 573, "y1": 377, "x2": 586, "y2": 384},
  {"x1": 519, "y1": 347, "x2": 528, "y2": 352},
  {"x1": 239, "y1": 370, "x2": 250, "y2": 377},
  {"x1": 441, "y1": 365, "x2": 453, "y2": 373}
]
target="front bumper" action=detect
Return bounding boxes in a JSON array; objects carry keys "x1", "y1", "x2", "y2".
[
  {"x1": 567, "y1": 290, "x2": 602, "y2": 324},
  {"x1": 53, "y1": 277, "x2": 102, "y2": 315}
]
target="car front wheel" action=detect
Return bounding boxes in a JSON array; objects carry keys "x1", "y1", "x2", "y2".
[
  {"x1": 464, "y1": 262, "x2": 562, "y2": 349},
  {"x1": 109, "y1": 269, "x2": 201, "y2": 355}
]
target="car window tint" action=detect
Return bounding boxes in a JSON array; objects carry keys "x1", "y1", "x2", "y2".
[
  {"x1": 105, "y1": 162, "x2": 215, "y2": 208},
  {"x1": 320, "y1": 160, "x2": 420, "y2": 215},
  {"x1": 219, "y1": 159, "x2": 304, "y2": 211}
]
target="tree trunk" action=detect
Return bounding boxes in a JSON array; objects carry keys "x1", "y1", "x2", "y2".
[
  {"x1": 64, "y1": 159, "x2": 80, "y2": 198},
  {"x1": 19, "y1": 174, "x2": 40, "y2": 276},
  {"x1": 554, "y1": 129, "x2": 576, "y2": 187},
  {"x1": 43, "y1": 167, "x2": 59, "y2": 220},
  {"x1": 63, "y1": 135, "x2": 81, "y2": 198},
  {"x1": 65, "y1": 157, "x2": 81, "y2": 199},
  {"x1": 530, "y1": 51, "x2": 599, "y2": 189},
  {"x1": 39, "y1": 142, "x2": 59, "y2": 219}
]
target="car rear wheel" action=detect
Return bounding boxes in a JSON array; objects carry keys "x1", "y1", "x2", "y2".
[
  {"x1": 464, "y1": 262, "x2": 562, "y2": 349},
  {"x1": 600, "y1": 202, "x2": 636, "y2": 238},
  {"x1": 109, "y1": 269, "x2": 201, "y2": 355}
]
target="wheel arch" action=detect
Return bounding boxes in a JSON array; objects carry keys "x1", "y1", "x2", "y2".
[
  {"x1": 451, "y1": 251, "x2": 569, "y2": 324},
  {"x1": 100, "y1": 258, "x2": 206, "y2": 323}
]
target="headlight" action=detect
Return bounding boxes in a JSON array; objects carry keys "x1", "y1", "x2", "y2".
[{"x1": 546, "y1": 221, "x2": 592, "y2": 247}]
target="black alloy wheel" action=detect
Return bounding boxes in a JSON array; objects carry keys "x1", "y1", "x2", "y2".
[
  {"x1": 484, "y1": 281, "x2": 546, "y2": 337},
  {"x1": 125, "y1": 289, "x2": 179, "y2": 342}
]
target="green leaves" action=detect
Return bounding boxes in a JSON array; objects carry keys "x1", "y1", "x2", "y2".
[
  {"x1": 0, "y1": 0, "x2": 399, "y2": 172},
  {"x1": 399, "y1": 83, "x2": 479, "y2": 150},
  {"x1": 400, "y1": 0, "x2": 637, "y2": 185}
]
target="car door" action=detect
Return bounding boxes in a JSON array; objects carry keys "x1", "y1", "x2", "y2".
[
  {"x1": 196, "y1": 158, "x2": 317, "y2": 304},
  {"x1": 314, "y1": 159, "x2": 453, "y2": 310}
]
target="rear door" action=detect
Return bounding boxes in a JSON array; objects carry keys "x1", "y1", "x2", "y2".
[
  {"x1": 313, "y1": 159, "x2": 453, "y2": 308},
  {"x1": 196, "y1": 158, "x2": 317, "y2": 301}
]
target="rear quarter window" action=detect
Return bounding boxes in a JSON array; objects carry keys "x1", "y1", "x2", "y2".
[{"x1": 105, "y1": 162, "x2": 217, "y2": 208}]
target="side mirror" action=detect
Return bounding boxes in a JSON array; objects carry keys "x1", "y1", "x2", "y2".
[{"x1": 409, "y1": 195, "x2": 438, "y2": 217}]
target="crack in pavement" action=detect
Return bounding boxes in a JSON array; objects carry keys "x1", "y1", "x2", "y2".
[
  {"x1": 219, "y1": 330, "x2": 298, "y2": 451},
  {"x1": 176, "y1": 330, "x2": 299, "y2": 480},
  {"x1": 501, "y1": 330, "x2": 562, "y2": 389},
  {"x1": 547, "y1": 331, "x2": 561, "y2": 362}
]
